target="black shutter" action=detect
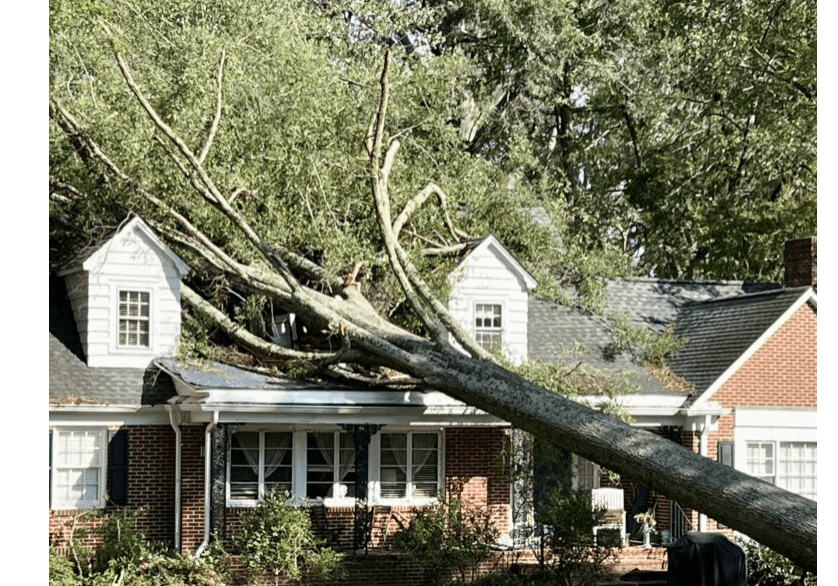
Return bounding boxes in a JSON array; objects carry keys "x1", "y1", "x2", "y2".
[
  {"x1": 108, "y1": 429, "x2": 129, "y2": 506},
  {"x1": 718, "y1": 442, "x2": 734, "y2": 467}
]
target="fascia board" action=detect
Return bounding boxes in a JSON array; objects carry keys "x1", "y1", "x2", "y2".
[
  {"x1": 171, "y1": 388, "x2": 469, "y2": 407},
  {"x1": 692, "y1": 288, "x2": 817, "y2": 405},
  {"x1": 49, "y1": 408, "x2": 173, "y2": 426}
]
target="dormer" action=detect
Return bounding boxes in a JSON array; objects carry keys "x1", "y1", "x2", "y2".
[
  {"x1": 57, "y1": 217, "x2": 190, "y2": 368},
  {"x1": 447, "y1": 236, "x2": 537, "y2": 365}
]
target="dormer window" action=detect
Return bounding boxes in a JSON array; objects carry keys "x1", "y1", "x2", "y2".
[
  {"x1": 475, "y1": 303, "x2": 502, "y2": 350},
  {"x1": 118, "y1": 290, "x2": 150, "y2": 347}
]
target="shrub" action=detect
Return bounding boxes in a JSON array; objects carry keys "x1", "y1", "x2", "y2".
[
  {"x1": 233, "y1": 492, "x2": 343, "y2": 585},
  {"x1": 534, "y1": 491, "x2": 619, "y2": 586},
  {"x1": 738, "y1": 539, "x2": 816, "y2": 586},
  {"x1": 396, "y1": 499, "x2": 500, "y2": 585},
  {"x1": 49, "y1": 547, "x2": 82, "y2": 586},
  {"x1": 50, "y1": 511, "x2": 229, "y2": 586}
]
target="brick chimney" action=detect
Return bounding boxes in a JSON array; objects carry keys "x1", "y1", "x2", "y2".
[{"x1": 784, "y1": 237, "x2": 817, "y2": 288}]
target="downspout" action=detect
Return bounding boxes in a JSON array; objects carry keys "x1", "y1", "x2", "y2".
[
  {"x1": 698, "y1": 414, "x2": 710, "y2": 532},
  {"x1": 196, "y1": 411, "x2": 219, "y2": 558},
  {"x1": 167, "y1": 408, "x2": 183, "y2": 553}
]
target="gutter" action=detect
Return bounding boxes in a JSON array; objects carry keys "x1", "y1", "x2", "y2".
[
  {"x1": 195, "y1": 410, "x2": 219, "y2": 558},
  {"x1": 167, "y1": 408, "x2": 183, "y2": 553}
]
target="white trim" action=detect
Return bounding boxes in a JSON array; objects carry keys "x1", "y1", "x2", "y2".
[
  {"x1": 692, "y1": 288, "x2": 817, "y2": 405},
  {"x1": 50, "y1": 427, "x2": 108, "y2": 511}
]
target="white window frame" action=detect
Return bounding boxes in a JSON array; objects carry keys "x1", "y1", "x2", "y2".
[
  {"x1": 302, "y1": 430, "x2": 357, "y2": 506},
  {"x1": 573, "y1": 456, "x2": 601, "y2": 491},
  {"x1": 117, "y1": 289, "x2": 151, "y2": 348},
  {"x1": 372, "y1": 430, "x2": 444, "y2": 505},
  {"x1": 50, "y1": 428, "x2": 108, "y2": 510},
  {"x1": 226, "y1": 428, "x2": 446, "y2": 508},
  {"x1": 745, "y1": 440, "x2": 816, "y2": 501},
  {"x1": 474, "y1": 303, "x2": 503, "y2": 351},
  {"x1": 227, "y1": 430, "x2": 294, "y2": 507},
  {"x1": 734, "y1": 408, "x2": 817, "y2": 501}
]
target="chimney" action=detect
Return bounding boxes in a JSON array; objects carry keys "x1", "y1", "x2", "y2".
[{"x1": 784, "y1": 237, "x2": 817, "y2": 288}]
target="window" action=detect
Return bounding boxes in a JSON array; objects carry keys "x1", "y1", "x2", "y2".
[
  {"x1": 306, "y1": 432, "x2": 355, "y2": 500},
  {"x1": 118, "y1": 290, "x2": 150, "y2": 347},
  {"x1": 229, "y1": 431, "x2": 293, "y2": 503},
  {"x1": 51, "y1": 429, "x2": 107, "y2": 509},
  {"x1": 777, "y1": 442, "x2": 817, "y2": 500},
  {"x1": 575, "y1": 456, "x2": 600, "y2": 491},
  {"x1": 474, "y1": 304, "x2": 502, "y2": 350},
  {"x1": 380, "y1": 432, "x2": 440, "y2": 500},
  {"x1": 746, "y1": 441, "x2": 816, "y2": 501}
]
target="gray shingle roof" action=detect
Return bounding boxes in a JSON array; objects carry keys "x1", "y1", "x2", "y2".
[
  {"x1": 668, "y1": 287, "x2": 813, "y2": 393},
  {"x1": 49, "y1": 275, "x2": 176, "y2": 406},
  {"x1": 528, "y1": 278, "x2": 783, "y2": 396}
]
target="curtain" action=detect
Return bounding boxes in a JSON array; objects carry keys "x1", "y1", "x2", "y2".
[
  {"x1": 235, "y1": 432, "x2": 291, "y2": 478},
  {"x1": 411, "y1": 434, "x2": 437, "y2": 478},
  {"x1": 264, "y1": 432, "x2": 292, "y2": 479},
  {"x1": 338, "y1": 433, "x2": 355, "y2": 481}
]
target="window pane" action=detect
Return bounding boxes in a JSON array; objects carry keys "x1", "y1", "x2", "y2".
[
  {"x1": 778, "y1": 442, "x2": 817, "y2": 500},
  {"x1": 230, "y1": 433, "x2": 259, "y2": 500},
  {"x1": 381, "y1": 433, "x2": 408, "y2": 498},
  {"x1": 307, "y1": 433, "x2": 334, "y2": 499}
]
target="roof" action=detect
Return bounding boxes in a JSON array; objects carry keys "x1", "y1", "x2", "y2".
[
  {"x1": 49, "y1": 275, "x2": 176, "y2": 406},
  {"x1": 528, "y1": 277, "x2": 783, "y2": 396},
  {"x1": 669, "y1": 287, "x2": 816, "y2": 396}
]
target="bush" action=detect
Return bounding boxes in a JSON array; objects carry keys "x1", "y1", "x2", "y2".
[
  {"x1": 49, "y1": 511, "x2": 229, "y2": 586},
  {"x1": 534, "y1": 491, "x2": 619, "y2": 586},
  {"x1": 396, "y1": 499, "x2": 499, "y2": 586},
  {"x1": 738, "y1": 539, "x2": 816, "y2": 586},
  {"x1": 49, "y1": 547, "x2": 82, "y2": 586},
  {"x1": 233, "y1": 492, "x2": 343, "y2": 585}
]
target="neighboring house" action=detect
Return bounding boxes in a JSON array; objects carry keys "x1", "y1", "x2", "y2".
[
  {"x1": 447, "y1": 234, "x2": 817, "y2": 542},
  {"x1": 48, "y1": 218, "x2": 512, "y2": 579}
]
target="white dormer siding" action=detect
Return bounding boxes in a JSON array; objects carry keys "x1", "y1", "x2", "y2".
[
  {"x1": 59, "y1": 218, "x2": 189, "y2": 368},
  {"x1": 447, "y1": 236, "x2": 537, "y2": 365}
]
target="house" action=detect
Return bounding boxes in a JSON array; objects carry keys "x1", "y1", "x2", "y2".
[
  {"x1": 49, "y1": 217, "x2": 816, "y2": 579},
  {"x1": 446, "y1": 234, "x2": 817, "y2": 546},
  {"x1": 49, "y1": 218, "x2": 516, "y2": 582}
]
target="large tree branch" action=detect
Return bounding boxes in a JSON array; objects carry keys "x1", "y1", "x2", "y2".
[
  {"x1": 114, "y1": 52, "x2": 302, "y2": 291},
  {"x1": 368, "y1": 53, "x2": 497, "y2": 361},
  {"x1": 392, "y1": 182, "x2": 469, "y2": 242}
]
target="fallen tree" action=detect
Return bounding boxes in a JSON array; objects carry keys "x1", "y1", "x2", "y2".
[{"x1": 49, "y1": 49, "x2": 817, "y2": 573}]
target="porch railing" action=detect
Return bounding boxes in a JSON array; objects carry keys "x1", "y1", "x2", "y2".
[
  {"x1": 591, "y1": 488, "x2": 626, "y2": 546},
  {"x1": 670, "y1": 501, "x2": 693, "y2": 541}
]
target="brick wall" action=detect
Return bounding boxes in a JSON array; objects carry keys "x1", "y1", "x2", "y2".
[
  {"x1": 49, "y1": 425, "x2": 178, "y2": 553},
  {"x1": 707, "y1": 304, "x2": 817, "y2": 451}
]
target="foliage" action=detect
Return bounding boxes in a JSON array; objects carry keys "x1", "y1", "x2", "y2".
[
  {"x1": 396, "y1": 499, "x2": 500, "y2": 585},
  {"x1": 534, "y1": 490, "x2": 619, "y2": 586},
  {"x1": 739, "y1": 539, "x2": 816, "y2": 586},
  {"x1": 233, "y1": 492, "x2": 343, "y2": 585},
  {"x1": 50, "y1": 547, "x2": 82, "y2": 586},
  {"x1": 49, "y1": 513, "x2": 229, "y2": 586}
]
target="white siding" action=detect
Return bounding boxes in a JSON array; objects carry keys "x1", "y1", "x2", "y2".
[
  {"x1": 66, "y1": 222, "x2": 186, "y2": 368},
  {"x1": 448, "y1": 239, "x2": 533, "y2": 365}
]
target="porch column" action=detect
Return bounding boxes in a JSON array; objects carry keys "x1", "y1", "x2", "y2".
[
  {"x1": 209, "y1": 423, "x2": 226, "y2": 540},
  {"x1": 341, "y1": 424, "x2": 382, "y2": 553}
]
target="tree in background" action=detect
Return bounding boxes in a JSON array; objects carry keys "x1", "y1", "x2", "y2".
[{"x1": 49, "y1": 0, "x2": 817, "y2": 572}]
